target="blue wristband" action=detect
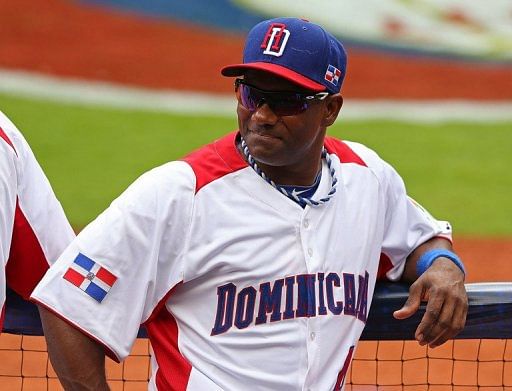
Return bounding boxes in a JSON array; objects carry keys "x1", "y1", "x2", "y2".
[{"x1": 416, "y1": 249, "x2": 466, "y2": 277}]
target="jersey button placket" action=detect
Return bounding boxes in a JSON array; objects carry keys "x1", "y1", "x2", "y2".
[
  {"x1": 301, "y1": 213, "x2": 319, "y2": 391},
  {"x1": 303, "y1": 218, "x2": 310, "y2": 229},
  {"x1": 304, "y1": 322, "x2": 318, "y2": 391},
  {"x1": 300, "y1": 215, "x2": 314, "y2": 267}
]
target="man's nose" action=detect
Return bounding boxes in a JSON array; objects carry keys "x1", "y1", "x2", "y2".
[{"x1": 251, "y1": 100, "x2": 279, "y2": 124}]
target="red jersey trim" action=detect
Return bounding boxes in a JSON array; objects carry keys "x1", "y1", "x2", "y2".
[
  {"x1": 182, "y1": 132, "x2": 247, "y2": 193},
  {"x1": 183, "y1": 133, "x2": 366, "y2": 193},
  {"x1": 142, "y1": 283, "x2": 182, "y2": 325},
  {"x1": 0, "y1": 127, "x2": 16, "y2": 155},
  {"x1": 30, "y1": 298, "x2": 120, "y2": 362},
  {"x1": 144, "y1": 285, "x2": 192, "y2": 391},
  {"x1": 0, "y1": 304, "x2": 5, "y2": 333},
  {"x1": 324, "y1": 137, "x2": 367, "y2": 167},
  {"x1": 6, "y1": 200, "x2": 50, "y2": 299},
  {"x1": 377, "y1": 253, "x2": 394, "y2": 281}
]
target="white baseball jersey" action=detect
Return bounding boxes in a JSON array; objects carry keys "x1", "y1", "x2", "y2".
[
  {"x1": 32, "y1": 132, "x2": 451, "y2": 391},
  {"x1": 0, "y1": 111, "x2": 75, "y2": 331}
]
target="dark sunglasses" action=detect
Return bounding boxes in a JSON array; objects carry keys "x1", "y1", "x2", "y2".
[{"x1": 234, "y1": 79, "x2": 329, "y2": 116}]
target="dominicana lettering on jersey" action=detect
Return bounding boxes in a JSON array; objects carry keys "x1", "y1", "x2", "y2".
[{"x1": 211, "y1": 271, "x2": 369, "y2": 335}]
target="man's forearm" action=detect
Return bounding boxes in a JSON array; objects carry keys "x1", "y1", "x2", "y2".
[
  {"x1": 38, "y1": 306, "x2": 109, "y2": 390},
  {"x1": 402, "y1": 237, "x2": 453, "y2": 282}
]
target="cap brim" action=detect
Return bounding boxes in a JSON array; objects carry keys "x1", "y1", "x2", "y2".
[{"x1": 221, "y1": 62, "x2": 326, "y2": 92}]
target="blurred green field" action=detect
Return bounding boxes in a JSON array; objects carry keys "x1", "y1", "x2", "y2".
[{"x1": 1, "y1": 93, "x2": 510, "y2": 235}]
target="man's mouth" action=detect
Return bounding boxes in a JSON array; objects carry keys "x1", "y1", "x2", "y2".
[{"x1": 248, "y1": 129, "x2": 280, "y2": 140}]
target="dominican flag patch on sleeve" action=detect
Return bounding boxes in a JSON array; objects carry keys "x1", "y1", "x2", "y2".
[{"x1": 63, "y1": 253, "x2": 118, "y2": 303}]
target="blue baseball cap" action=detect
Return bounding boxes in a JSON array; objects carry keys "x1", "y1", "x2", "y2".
[{"x1": 221, "y1": 17, "x2": 347, "y2": 94}]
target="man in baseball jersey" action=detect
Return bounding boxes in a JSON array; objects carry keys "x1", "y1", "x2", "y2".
[
  {"x1": 0, "y1": 111, "x2": 74, "y2": 332},
  {"x1": 32, "y1": 17, "x2": 467, "y2": 390}
]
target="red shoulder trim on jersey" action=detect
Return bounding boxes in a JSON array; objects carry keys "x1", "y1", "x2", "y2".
[
  {"x1": 324, "y1": 137, "x2": 367, "y2": 167},
  {"x1": 0, "y1": 126, "x2": 17, "y2": 155},
  {"x1": 144, "y1": 286, "x2": 192, "y2": 391},
  {"x1": 182, "y1": 132, "x2": 247, "y2": 193},
  {"x1": 377, "y1": 253, "x2": 393, "y2": 281},
  {"x1": 6, "y1": 200, "x2": 50, "y2": 299},
  {"x1": 30, "y1": 298, "x2": 120, "y2": 362}
]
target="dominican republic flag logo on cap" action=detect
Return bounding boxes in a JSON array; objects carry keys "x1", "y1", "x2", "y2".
[
  {"x1": 324, "y1": 64, "x2": 342, "y2": 86},
  {"x1": 63, "y1": 253, "x2": 117, "y2": 303}
]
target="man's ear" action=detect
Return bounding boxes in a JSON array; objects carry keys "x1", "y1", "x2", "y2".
[{"x1": 322, "y1": 94, "x2": 343, "y2": 127}]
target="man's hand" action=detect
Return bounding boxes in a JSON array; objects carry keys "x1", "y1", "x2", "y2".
[
  {"x1": 392, "y1": 237, "x2": 468, "y2": 348},
  {"x1": 393, "y1": 257, "x2": 468, "y2": 348}
]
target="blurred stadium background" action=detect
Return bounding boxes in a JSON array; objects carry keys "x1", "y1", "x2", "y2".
[{"x1": 0, "y1": 0, "x2": 511, "y2": 389}]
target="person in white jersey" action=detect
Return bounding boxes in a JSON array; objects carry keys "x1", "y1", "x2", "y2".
[
  {"x1": 32, "y1": 17, "x2": 468, "y2": 391},
  {"x1": 0, "y1": 111, "x2": 74, "y2": 332}
]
